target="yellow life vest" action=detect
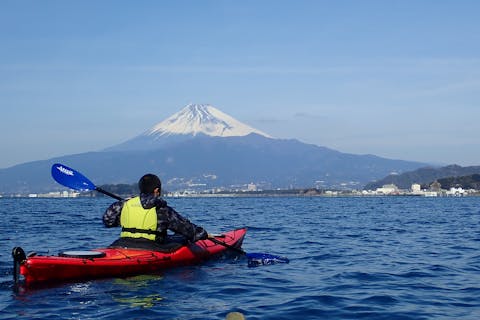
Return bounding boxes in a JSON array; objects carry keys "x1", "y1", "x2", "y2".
[{"x1": 120, "y1": 196, "x2": 158, "y2": 241}]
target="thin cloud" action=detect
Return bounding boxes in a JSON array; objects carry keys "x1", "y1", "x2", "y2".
[
  {"x1": 3, "y1": 57, "x2": 479, "y2": 76},
  {"x1": 293, "y1": 112, "x2": 327, "y2": 120},
  {"x1": 410, "y1": 80, "x2": 480, "y2": 97}
]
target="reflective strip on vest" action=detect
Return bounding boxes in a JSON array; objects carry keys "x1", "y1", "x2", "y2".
[{"x1": 120, "y1": 197, "x2": 158, "y2": 241}]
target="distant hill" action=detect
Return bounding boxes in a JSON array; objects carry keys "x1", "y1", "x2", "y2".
[
  {"x1": 364, "y1": 165, "x2": 480, "y2": 190},
  {"x1": 435, "y1": 174, "x2": 480, "y2": 190},
  {"x1": 0, "y1": 104, "x2": 428, "y2": 194}
]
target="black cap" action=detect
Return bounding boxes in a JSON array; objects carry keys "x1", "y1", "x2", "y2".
[{"x1": 138, "y1": 174, "x2": 161, "y2": 194}]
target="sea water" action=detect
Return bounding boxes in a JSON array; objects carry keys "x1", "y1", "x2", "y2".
[{"x1": 0, "y1": 196, "x2": 479, "y2": 319}]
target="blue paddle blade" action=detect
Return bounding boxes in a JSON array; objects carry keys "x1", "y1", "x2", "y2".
[
  {"x1": 246, "y1": 253, "x2": 290, "y2": 267},
  {"x1": 51, "y1": 163, "x2": 96, "y2": 191}
]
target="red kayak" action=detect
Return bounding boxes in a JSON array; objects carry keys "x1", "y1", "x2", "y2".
[{"x1": 13, "y1": 228, "x2": 247, "y2": 285}]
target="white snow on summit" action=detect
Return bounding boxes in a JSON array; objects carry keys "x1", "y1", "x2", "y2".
[{"x1": 147, "y1": 104, "x2": 272, "y2": 138}]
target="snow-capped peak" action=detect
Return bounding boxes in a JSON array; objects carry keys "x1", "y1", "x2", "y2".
[{"x1": 147, "y1": 104, "x2": 272, "y2": 138}]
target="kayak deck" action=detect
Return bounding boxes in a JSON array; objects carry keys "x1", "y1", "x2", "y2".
[{"x1": 13, "y1": 228, "x2": 247, "y2": 285}]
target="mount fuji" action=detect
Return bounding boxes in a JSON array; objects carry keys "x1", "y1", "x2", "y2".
[
  {"x1": 105, "y1": 104, "x2": 271, "y2": 151},
  {"x1": 149, "y1": 104, "x2": 271, "y2": 138},
  {"x1": 0, "y1": 104, "x2": 427, "y2": 193}
]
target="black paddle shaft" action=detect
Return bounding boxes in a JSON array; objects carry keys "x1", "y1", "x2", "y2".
[
  {"x1": 95, "y1": 187, "x2": 123, "y2": 201},
  {"x1": 208, "y1": 237, "x2": 247, "y2": 255}
]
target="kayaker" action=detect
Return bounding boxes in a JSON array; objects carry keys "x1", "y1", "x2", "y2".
[{"x1": 103, "y1": 173, "x2": 208, "y2": 250}]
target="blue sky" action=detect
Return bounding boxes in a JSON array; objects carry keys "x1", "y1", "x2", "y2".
[{"x1": 1, "y1": 0, "x2": 479, "y2": 169}]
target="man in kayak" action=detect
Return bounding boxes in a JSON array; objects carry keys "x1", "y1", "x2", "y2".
[{"x1": 103, "y1": 173, "x2": 208, "y2": 251}]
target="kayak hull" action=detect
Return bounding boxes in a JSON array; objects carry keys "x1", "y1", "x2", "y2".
[{"x1": 15, "y1": 228, "x2": 246, "y2": 285}]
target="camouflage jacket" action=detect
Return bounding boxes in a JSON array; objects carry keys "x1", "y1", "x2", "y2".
[{"x1": 103, "y1": 193, "x2": 207, "y2": 243}]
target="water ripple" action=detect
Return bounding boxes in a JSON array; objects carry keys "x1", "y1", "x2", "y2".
[{"x1": 1, "y1": 197, "x2": 480, "y2": 319}]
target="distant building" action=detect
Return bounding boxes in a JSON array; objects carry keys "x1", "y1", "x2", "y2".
[
  {"x1": 446, "y1": 187, "x2": 465, "y2": 196},
  {"x1": 411, "y1": 183, "x2": 421, "y2": 193},
  {"x1": 430, "y1": 181, "x2": 442, "y2": 192},
  {"x1": 375, "y1": 184, "x2": 399, "y2": 195},
  {"x1": 33, "y1": 191, "x2": 80, "y2": 198},
  {"x1": 410, "y1": 183, "x2": 439, "y2": 197}
]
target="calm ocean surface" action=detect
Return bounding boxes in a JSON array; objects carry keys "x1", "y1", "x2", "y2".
[{"x1": 0, "y1": 196, "x2": 479, "y2": 319}]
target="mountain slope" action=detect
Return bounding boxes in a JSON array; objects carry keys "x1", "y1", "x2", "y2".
[
  {"x1": 363, "y1": 165, "x2": 480, "y2": 189},
  {"x1": 149, "y1": 134, "x2": 425, "y2": 189},
  {"x1": 106, "y1": 104, "x2": 271, "y2": 151},
  {"x1": 437, "y1": 174, "x2": 480, "y2": 189},
  {"x1": 0, "y1": 103, "x2": 429, "y2": 194},
  {"x1": 0, "y1": 134, "x2": 426, "y2": 193},
  {"x1": 148, "y1": 104, "x2": 271, "y2": 138}
]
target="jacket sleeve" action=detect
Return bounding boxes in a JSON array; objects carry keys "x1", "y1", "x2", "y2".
[
  {"x1": 103, "y1": 200, "x2": 125, "y2": 227},
  {"x1": 158, "y1": 206, "x2": 208, "y2": 242}
]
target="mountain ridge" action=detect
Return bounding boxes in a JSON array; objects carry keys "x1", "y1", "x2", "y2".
[
  {"x1": 0, "y1": 104, "x2": 430, "y2": 194},
  {"x1": 364, "y1": 164, "x2": 480, "y2": 190},
  {"x1": 0, "y1": 134, "x2": 426, "y2": 193},
  {"x1": 106, "y1": 104, "x2": 271, "y2": 152},
  {"x1": 148, "y1": 104, "x2": 271, "y2": 138}
]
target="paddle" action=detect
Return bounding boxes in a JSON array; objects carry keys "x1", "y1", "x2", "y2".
[
  {"x1": 208, "y1": 237, "x2": 289, "y2": 267},
  {"x1": 51, "y1": 163, "x2": 122, "y2": 200},
  {"x1": 51, "y1": 163, "x2": 289, "y2": 266}
]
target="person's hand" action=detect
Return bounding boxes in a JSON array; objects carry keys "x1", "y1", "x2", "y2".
[{"x1": 195, "y1": 227, "x2": 208, "y2": 241}]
